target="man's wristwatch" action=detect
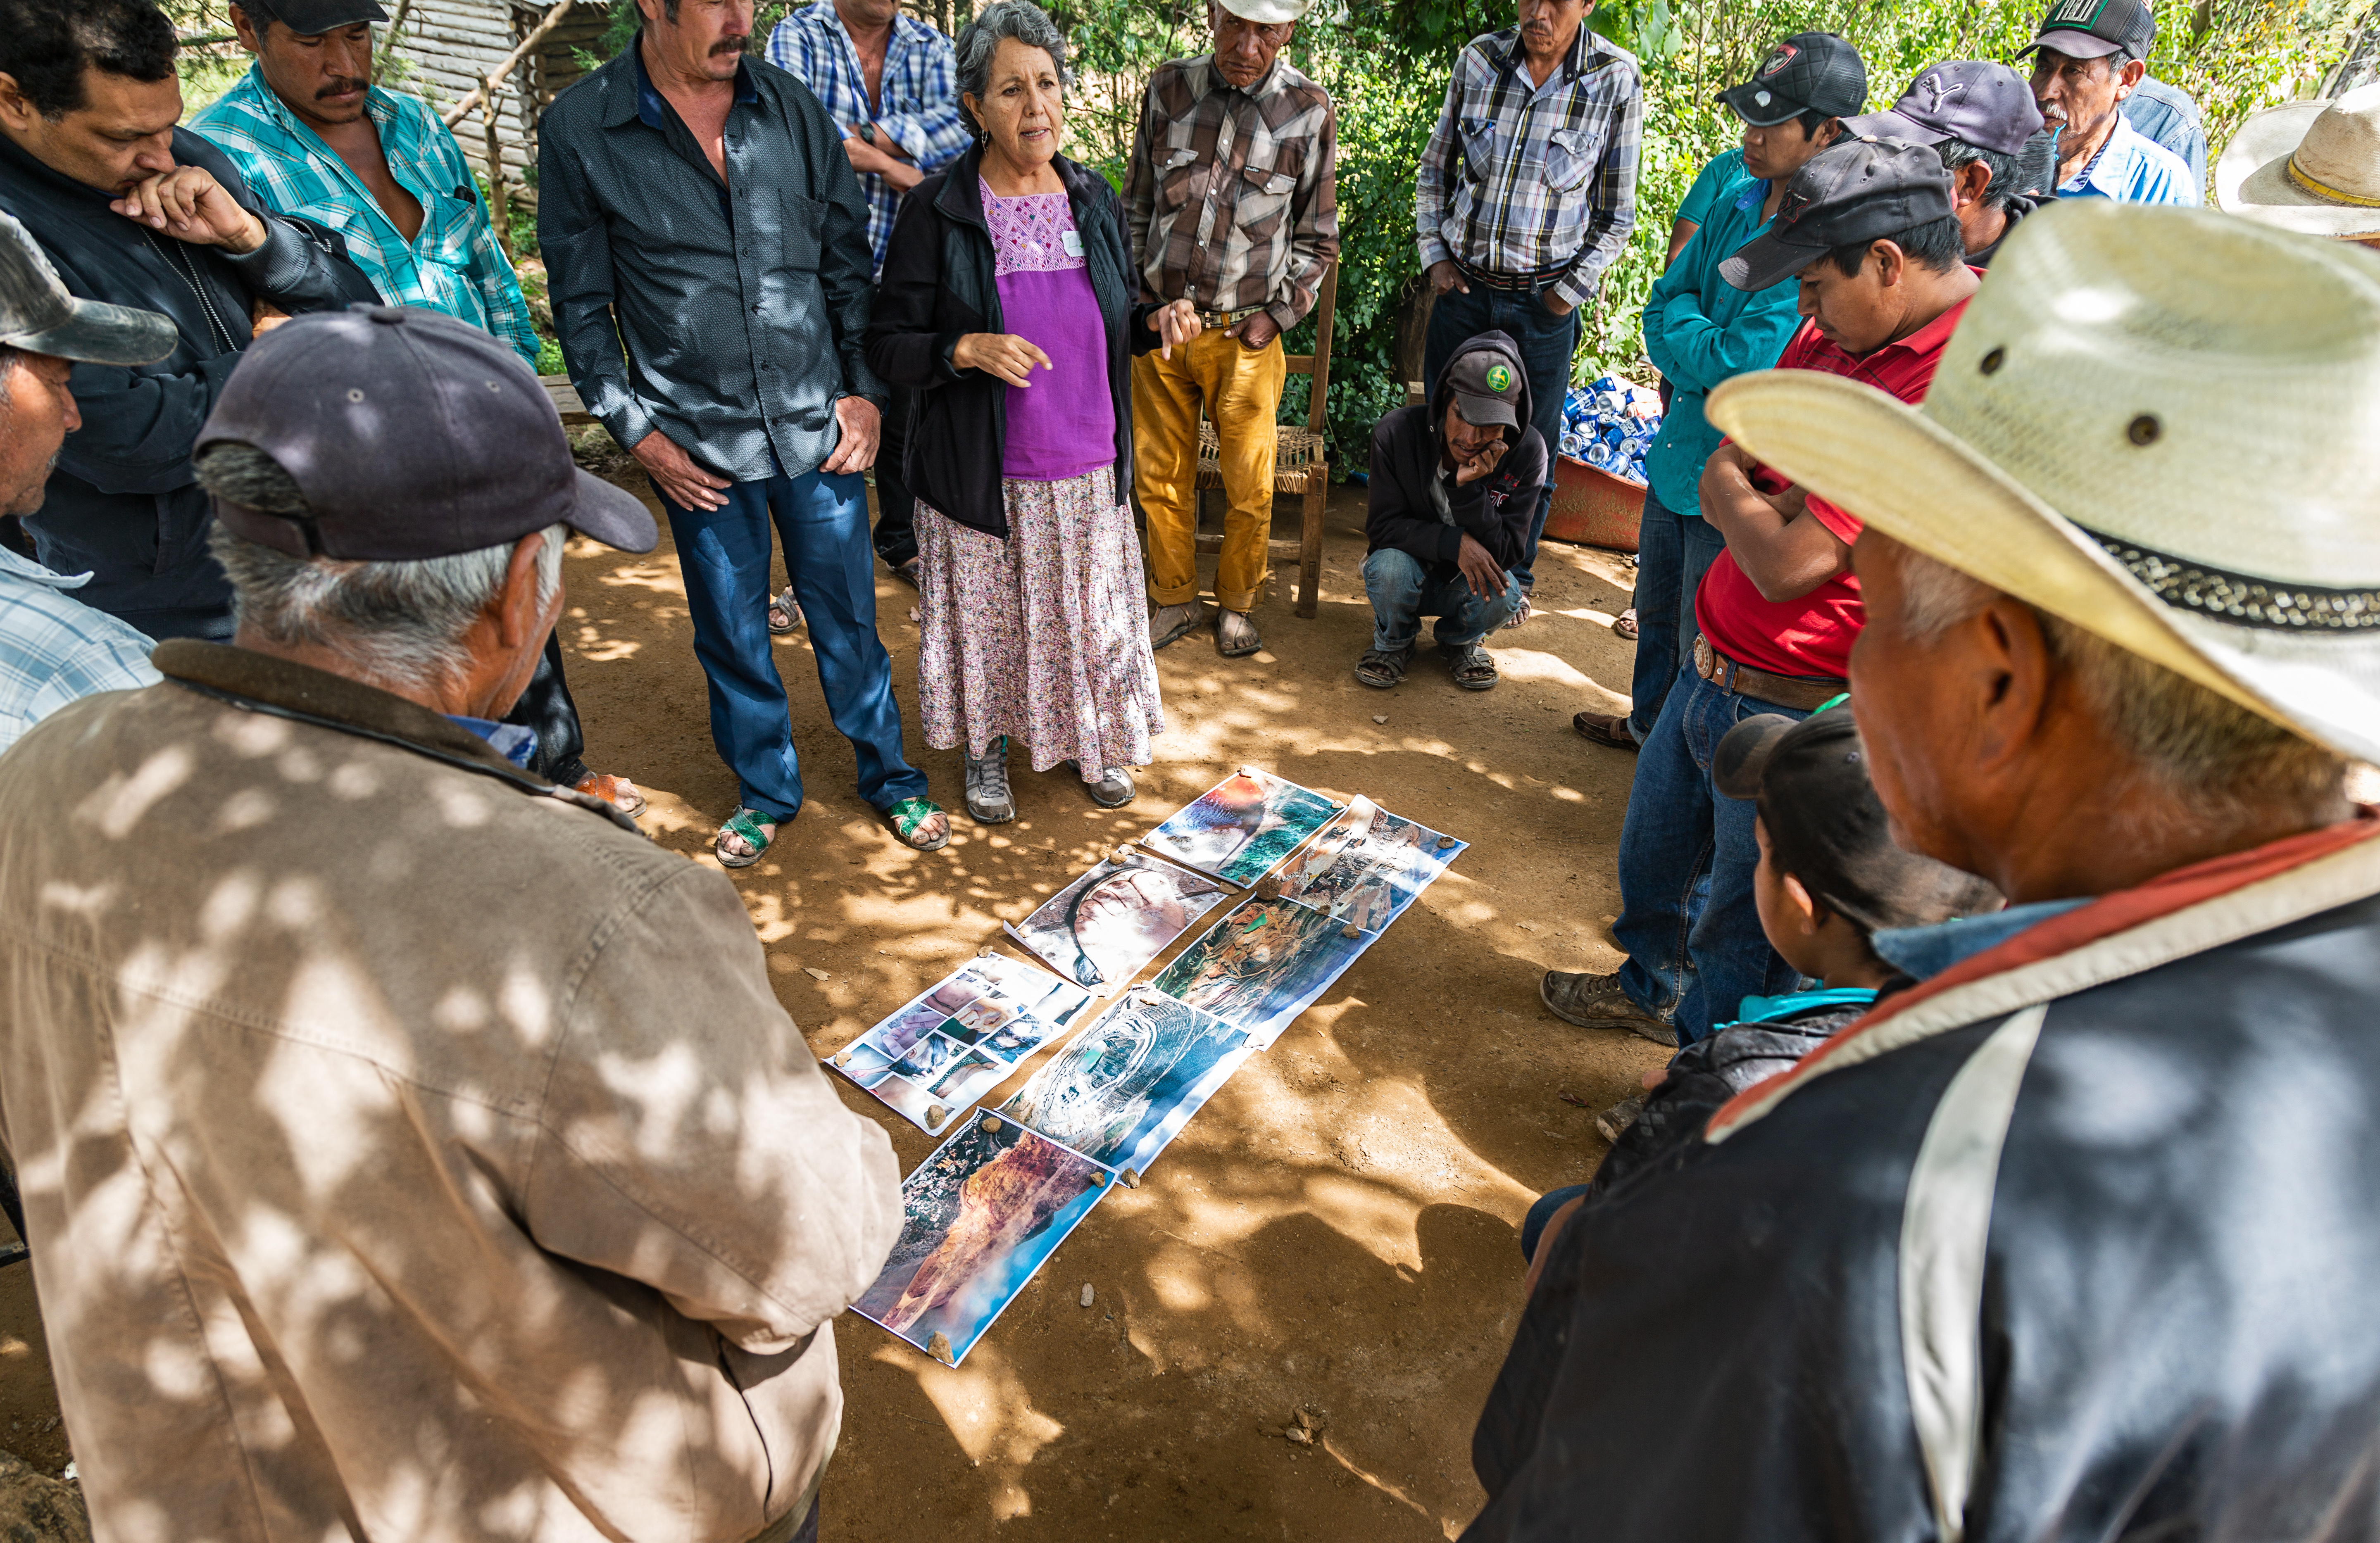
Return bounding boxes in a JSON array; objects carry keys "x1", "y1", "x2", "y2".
[{"x1": 857, "y1": 122, "x2": 877, "y2": 145}]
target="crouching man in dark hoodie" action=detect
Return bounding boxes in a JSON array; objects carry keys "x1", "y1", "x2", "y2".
[{"x1": 1357, "y1": 331, "x2": 1545, "y2": 693}]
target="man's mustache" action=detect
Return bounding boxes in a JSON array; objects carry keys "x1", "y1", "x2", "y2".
[
  {"x1": 711, "y1": 36, "x2": 749, "y2": 54},
  {"x1": 316, "y1": 76, "x2": 366, "y2": 98}
]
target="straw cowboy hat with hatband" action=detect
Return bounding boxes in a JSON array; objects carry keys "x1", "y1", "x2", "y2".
[
  {"x1": 1704, "y1": 201, "x2": 2380, "y2": 765},
  {"x1": 2217, "y1": 82, "x2": 2380, "y2": 240}
]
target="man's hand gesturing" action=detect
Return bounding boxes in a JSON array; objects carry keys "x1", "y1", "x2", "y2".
[{"x1": 110, "y1": 166, "x2": 267, "y2": 253}]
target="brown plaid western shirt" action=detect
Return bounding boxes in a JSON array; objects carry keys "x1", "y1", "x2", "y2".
[{"x1": 1123, "y1": 55, "x2": 1340, "y2": 333}]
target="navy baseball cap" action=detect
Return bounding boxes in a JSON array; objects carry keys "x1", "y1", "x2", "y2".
[
  {"x1": 1714, "y1": 707, "x2": 2003, "y2": 936},
  {"x1": 233, "y1": 0, "x2": 388, "y2": 33},
  {"x1": 1718, "y1": 33, "x2": 1868, "y2": 128},
  {"x1": 1720, "y1": 139, "x2": 1957, "y2": 291},
  {"x1": 197, "y1": 306, "x2": 657, "y2": 561},
  {"x1": 2022, "y1": 0, "x2": 2156, "y2": 61},
  {"x1": 1843, "y1": 61, "x2": 2047, "y2": 157}
]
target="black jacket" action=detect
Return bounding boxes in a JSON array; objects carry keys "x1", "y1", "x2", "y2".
[
  {"x1": 0, "y1": 130, "x2": 377, "y2": 639},
  {"x1": 864, "y1": 144, "x2": 1161, "y2": 537},
  {"x1": 1364, "y1": 330, "x2": 1547, "y2": 575},
  {"x1": 1467, "y1": 838, "x2": 2380, "y2": 1542},
  {"x1": 538, "y1": 45, "x2": 887, "y2": 485}
]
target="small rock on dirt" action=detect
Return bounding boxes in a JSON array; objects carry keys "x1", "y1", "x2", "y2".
[
  {"x1": 1371, "y1": 715, "x2": 1388, "y2": 725},
  {"x1": 1080, "y1": 1284, "x2": 1095, "y2": 1308},
  {"x1": 802, "y1": 967, "x2": 830, "y2": 981},
  {"x1": 0, "y1": 1449, "x2": 90, "y2": 1543}
]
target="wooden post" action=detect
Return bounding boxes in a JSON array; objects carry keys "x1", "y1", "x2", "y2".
[
  {"x1": 486, "y1": 102, "x2": 511, "y2": 260},
  {"x1": 441, "y1": 0, "x2": 577, "y2": 129}
]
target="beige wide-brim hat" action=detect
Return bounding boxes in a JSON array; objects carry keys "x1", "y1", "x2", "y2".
[
  {"x1": 2216, "y1": 82, "x2": 2380, "y2": 239},
  {"x1": 1218, "y1": 0, "x2": 1310, "y2": 20},
  {"x1": 1706, "y1": 201, "x2": 2380, "y2": 766}
]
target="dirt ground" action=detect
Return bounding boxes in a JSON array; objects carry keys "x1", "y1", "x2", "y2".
[{"x1": 0, "y1": 476, "x2": 1667, "y2": 1539}]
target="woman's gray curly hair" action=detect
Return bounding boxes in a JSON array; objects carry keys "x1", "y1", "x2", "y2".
[{"x1": 953, "y1": 0, "x2": 1069, "y2": 137}]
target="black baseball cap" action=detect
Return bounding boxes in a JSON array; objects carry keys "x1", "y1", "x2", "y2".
[
  {"x1": 233, "y1": 0, "x2": 388, "y2": 33},
  {"x1": 197, "y1": 306, "x2": 657, "y2": 561},
  {"x1": 1714, "y1": 707, "x2": 2002, "y2": 936},
  {"x1": 1719, "y1": 138, "x2": 1957, "y2": 291},
  {"x1": 1843, "y1": 61, "x2": 2047, "y2": 157},
  {"x1": 0, "y1": 211, "x2": 174, "y2": 366},
  {"x1": 1443, "y1": 342, "x2": 1524, "y2": 429},
  {"x1": 2021, "y1": 0, "x2": 2155, "y2": 62},
  {"x1": 1717, "y1": 33, "x2": 1867, "y2": 128}
]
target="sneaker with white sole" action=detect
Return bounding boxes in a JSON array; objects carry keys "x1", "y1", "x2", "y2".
[{"x1": 964, "y1": 737, "x2": 1014, "y2": 824}]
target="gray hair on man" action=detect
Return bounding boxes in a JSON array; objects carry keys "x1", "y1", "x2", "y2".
[
  {"x1": 196, "y1": 442, "x2": 564, "y2": 696},
  {"x1": 1894, "y1": 547, "x2": 2348, "y2": 822},
  {"x1": 953, "y1": 0, "x2": 1069, "y2": 131}
]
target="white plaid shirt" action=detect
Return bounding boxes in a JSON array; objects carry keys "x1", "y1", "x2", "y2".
[
  {"x1": 1416, "y1": 25, "x2": 1643, "y2": 309},
  {"x1": 764, "y1": 2, "x2": 971, "y2": 276},
  {"x1": 0, "y1": 546, "x2": 159, "y2": 754},
  {"x1": 192, "y1": 65, "x2": 540, "y2": 364}
]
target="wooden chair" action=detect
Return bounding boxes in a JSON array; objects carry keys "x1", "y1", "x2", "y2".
[{"x1": 1192, "y1": 260, "x2": 1337, "y2": 619}]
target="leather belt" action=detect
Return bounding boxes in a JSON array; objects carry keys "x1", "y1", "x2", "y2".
[
  {"x1": 1692, "y1": 635, "x2": 1845, "y2": 713},
  {"x1": 1195, "y1": 304, "x2": 1267, "y2": 329},
  {"x1": 1455, "y1": 259, "x2": 1570, "y2": 293}
]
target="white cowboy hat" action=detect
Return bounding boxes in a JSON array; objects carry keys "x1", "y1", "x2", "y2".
[
  {"x1": 1705, "y1": 201, "x2": 2380, "y2": 765},
  {"x1": 2216, "y1": 82, "x2": 2380, "y2": 240},
  {"x1": 1217, "y1": 0, "x2": 1310, "y2": 21}
]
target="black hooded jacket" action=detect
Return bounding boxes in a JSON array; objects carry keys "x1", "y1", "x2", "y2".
[
  {"x1": 1364, "y1": 330, "x2": 1548, "y2": 575},
  {"x1": 0, "y1": 130, "x2": 378, "y2": 639}
]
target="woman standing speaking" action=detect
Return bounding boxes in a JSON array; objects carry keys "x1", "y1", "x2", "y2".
[{"x1": 866, "y1": 0, "x2": 1199, "y2": 824}]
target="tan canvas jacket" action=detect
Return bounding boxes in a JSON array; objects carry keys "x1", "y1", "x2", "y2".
[{"x1": 0, "y1": 642, "x2": 902, "y2": 1543}]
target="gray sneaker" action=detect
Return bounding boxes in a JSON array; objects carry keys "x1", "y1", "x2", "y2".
[
  {"x1": 1540, "y1": 970, "x2": 1677, "y2": 1046},
  {"x1": 964, "y1": 736, "x2": 1014, "y2": 825}
]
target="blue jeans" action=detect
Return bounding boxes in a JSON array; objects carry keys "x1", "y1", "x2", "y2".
[
  {"x1": 1423, "y1": 284, "x2": 1580, "y2": 591},
  {"x1": 1613, "y1": 668, "x2": 1811, "y2": 1043},
  {"x1": 655, "y1": 464, "x2": 927, "y2": 821},
  {"x1": 1626, "y1": 489, "x2": 1729, "y2": 742},
  {"x1": 1520, "y1": 1183, "x2": 1591, "y2": 1261},
  {"x1": 1362, "y1": 547, "x2": 1521, "y2": 651}
]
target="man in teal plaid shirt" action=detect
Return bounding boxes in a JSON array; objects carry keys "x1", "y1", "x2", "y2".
[
  {"x1": 193, "y1": 0, "x2": 540, "y2": 366},
  {"x1": 193, "y1": 0, "x2": 645, "y2": 814}
]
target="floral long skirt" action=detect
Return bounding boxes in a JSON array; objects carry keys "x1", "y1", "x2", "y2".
[{"x1": 915, "y1": 465, "x2": 1166, "y2": 780}]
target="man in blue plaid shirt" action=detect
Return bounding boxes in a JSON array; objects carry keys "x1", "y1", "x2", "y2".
[
  {"x1": 193, "y1": 0, "x2": 645, "y2": 816},
  {"x1": 768, "y1": 0, "x2": 970, "y2": 584},
  {"x1": 1416, "y1": 0, "x2": 1640, "y2": 607}
]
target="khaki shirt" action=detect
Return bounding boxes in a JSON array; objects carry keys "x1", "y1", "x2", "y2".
[{"x1": 0, "y1": 642, "x2": 901, "y2": 1543}]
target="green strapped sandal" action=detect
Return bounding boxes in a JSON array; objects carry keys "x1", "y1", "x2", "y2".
[
  {"x1": 885, "y1": 796, "x2": 949, "y2": 852},
  {"x1": 714, "y1": 807, "x2": 780, "y2": 870}
]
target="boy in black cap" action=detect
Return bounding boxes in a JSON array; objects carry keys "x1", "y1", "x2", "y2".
[
  {"x1": 1576, "y1": 31, "x2": 1864, "y2": 756},
  {"x1": 1521, "y1": 705, "x2": 2000, "y2": 1260},
  {"x1": 1356, "y1": 331, "x2": 1543, "y2": 692},
  {"x1": 1844, "y1": 60, "x2": 2053, "y2": 265}
]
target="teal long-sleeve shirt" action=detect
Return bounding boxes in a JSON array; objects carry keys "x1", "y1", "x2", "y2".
[{"x1": 1639, "y1": 162, "x2": 1801, "y2": 516}]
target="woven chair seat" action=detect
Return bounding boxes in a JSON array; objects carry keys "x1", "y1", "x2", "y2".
[{"x1": 1194, "y1": 420, "x2": 1326, "y2": 496}]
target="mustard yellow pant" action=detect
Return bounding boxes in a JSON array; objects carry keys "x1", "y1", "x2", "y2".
[{"x1": 1131, "y1": 331, "x2": 1287, "y2": 613}]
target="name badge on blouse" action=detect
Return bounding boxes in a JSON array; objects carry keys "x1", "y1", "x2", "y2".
[{"x1": 1061, "y1": 230, "x2": 1084, "y2": 257}]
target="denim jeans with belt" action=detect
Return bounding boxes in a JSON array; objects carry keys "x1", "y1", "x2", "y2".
[
  {"x1": 1626, "y1": 489, "x2": 1729, "y2": 742},
  {"x1": 654, "y1": 462, "x2": 928, "y2": 822},
  {"x1": 1422, "y1": 282, "x2": 1580, "y2": 592},
  {"x1": 1612, "y1": 666, "x2": 1813, "y2": 1043},
  {"x1": 1361, "y1": 546, "x2": 1521, "y2": 651}
]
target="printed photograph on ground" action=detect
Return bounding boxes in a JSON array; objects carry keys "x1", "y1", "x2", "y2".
[
  {"x1": 829, "y1": 958, "x2": 1093, "y2": 1132},
  {"x1": 1148, "y1": 896, "x2": 1378, "y2": 1050},
  {"x1": 1140, "y1": 769, "x2": 1342, "y2": 887},
  {"x1": 999, "y1": 990, "x2": 1251, "y2": 1179},
  {"x1": 1005, "y1": 850, "x2": 1231, "y2": 991},
  {"x1": 852, "y1": 1111, "x2": 1111, "y2": 1367},
  {"x1": 1276, "y1": 796, "x2": 1467, "y2": 932}
]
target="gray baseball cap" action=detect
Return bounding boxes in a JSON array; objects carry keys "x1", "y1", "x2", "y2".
[
  {"x1": 1719, "y1": 139, "x2": 1958, "y2": 292},
  {"x1": 196, "y1": 305, "x2": 657, "y2": 561},
  {"x1": 1843, "y1": 61, "x2": 2047, "y2": 157},
  {"x1": 0, "y1": 210, "x2": 175, "y2": 367}
]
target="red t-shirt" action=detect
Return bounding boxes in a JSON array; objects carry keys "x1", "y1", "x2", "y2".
[{"x1": 1695, "y1": 293, "x2": 1974, "y2": 680}]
